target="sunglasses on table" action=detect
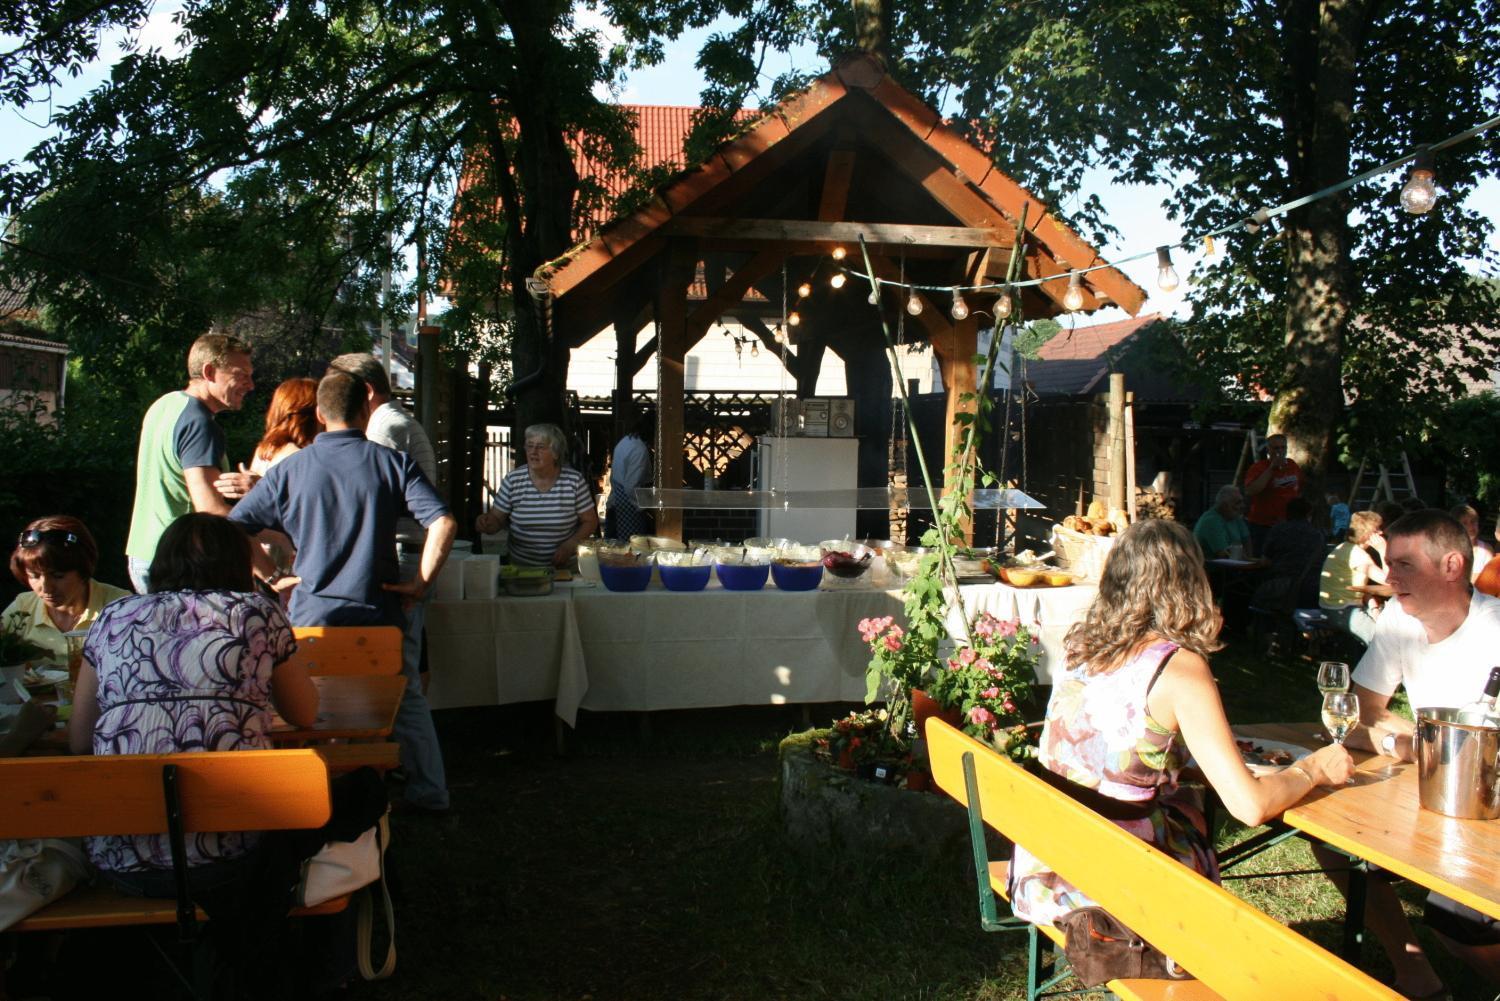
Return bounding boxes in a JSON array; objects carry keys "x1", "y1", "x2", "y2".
[{"x1": 17, "y1": 529, "x2": 80, "y2": 549}]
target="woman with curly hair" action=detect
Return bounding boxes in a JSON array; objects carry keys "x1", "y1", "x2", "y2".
[{"x1": 1009, "y1": 519, "x2": 1353, "y2": 930}]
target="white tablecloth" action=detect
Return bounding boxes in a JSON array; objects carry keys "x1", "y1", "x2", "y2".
[
  {"x1": 426, "y1": 580, "x2": 903, "y2": 725},
  {"x1": 946, "y1": 581, "x2": 1097, "y2": 683}
]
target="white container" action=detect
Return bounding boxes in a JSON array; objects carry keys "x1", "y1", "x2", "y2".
[
  {"x1": 431, "y1": 554, "x2": 467, "y2": 601},
  {"x1": 462, "y1": 554, "x2": 500, "y2": 600}
]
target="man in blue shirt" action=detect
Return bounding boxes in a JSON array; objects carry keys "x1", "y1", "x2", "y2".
[{"x1": 231, "y1": 369, "x2": 457, "y2": 812}]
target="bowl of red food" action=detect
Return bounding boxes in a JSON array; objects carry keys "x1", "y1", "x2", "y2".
[{"x1": 818, "y1": 541, "x2": 875, "y2": 583}]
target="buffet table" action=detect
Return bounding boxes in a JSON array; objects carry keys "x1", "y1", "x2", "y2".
[{"x1": 426, "y1": 578, "x2": 1096, "y2": 725}]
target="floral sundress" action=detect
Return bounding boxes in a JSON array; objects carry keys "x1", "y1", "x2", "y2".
[{"x1": 1009, "y1": 639, "x2": 1219, "y2": 927}]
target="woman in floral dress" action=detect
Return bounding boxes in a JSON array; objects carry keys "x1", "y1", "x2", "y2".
[
  {"x1": 68, "y1": 512, "x2": 318, "y2": 889},
  {"x1": 1010, "y1": 519, "x2": 1353, "y2": 928}
]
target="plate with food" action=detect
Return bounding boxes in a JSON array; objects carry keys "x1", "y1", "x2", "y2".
[
  {"x1": 1233, "y1": 736, "x2": 1308, "y2": 775},
  {"x1": 23, "y1": 667, "x2": 68, "y2": 689}
]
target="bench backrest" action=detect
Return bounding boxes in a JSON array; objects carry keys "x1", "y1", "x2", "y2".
[
  {"x1": 0, "y1": 749, "x2": 332, "y2": 840},
  {"x1": 926, "y1": 720, "x2": 1398, "y2": 1000},
  {"x1": 291, "y1": 626, "x2": 403, "y2": 676}
]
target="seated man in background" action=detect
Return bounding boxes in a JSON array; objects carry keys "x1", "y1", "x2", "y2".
[
  {"x1": 1250, "y1": 497, "x2": 1326, "y2": 611},
  {"x1": 1193, "y1": 485, "x2": 1252, "y2": 559}
]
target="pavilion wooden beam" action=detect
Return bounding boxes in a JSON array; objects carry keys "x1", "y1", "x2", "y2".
[
  {"x1": 654, "y1": 245, "x2": 698, "y2": 542},
  {"x1": 930, "y1": 313, "x2": 981, "y2": 544},
  {"x1": 818, "y1": 148, "x2": 857, "y2": 221},
  {"x1": 684, "y1": 247, "x2": 786, "y2": 349},
  {"x1": 664, "y1": 217, "x2": 1014, "y2": 250},
  {"x1": 861, "y1": 254, "x2": 950, "y2": 342}
]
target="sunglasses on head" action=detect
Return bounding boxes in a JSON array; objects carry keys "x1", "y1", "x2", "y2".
[{"x1": 17, "y1": 529, "x2": 79, "y2": 549}]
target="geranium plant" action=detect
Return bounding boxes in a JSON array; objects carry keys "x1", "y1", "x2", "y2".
[
  {"x1": 815, "y1": 707, "x2": 911, "y2": 771},
  {"x1": 921, "y1": 611, "x2": 1038, "y2": 759}
]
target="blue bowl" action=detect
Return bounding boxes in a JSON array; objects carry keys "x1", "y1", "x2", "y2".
[
  {"x1": 770, "y1": 561, "x2": 823, "y2": 591},
  {"x1": 659, "y1": 563, "x2": 712, "y2": 592},
  {"x1": 715, "y1": 561, "x2": 770, "y2": 591},
  {"x1": 598, "y1": 562, "x2": 653, "y2": 592}
]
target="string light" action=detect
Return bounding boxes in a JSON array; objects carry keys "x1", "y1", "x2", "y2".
[
  {"x1": 788, "y1": 310, "x2": 801, "y2": 326},
  {"x1": 773, "y1": 324, "x2": 787, "y2": 344},
  {"x1": 1401, "y1": 147, "x2": 1438, "y2": 214},
  {"x1": 1155, "y1": 246, "x2": 1180, "y2": 292},
  {"x1": 949, "y1": 288, "x2": 969, "y2": 321},
  {"x1": 995, "y1": 285, "x2": 1013, "y2": 319},
  {"x1": 797, "y1": 281, "x2": 812, "y2": 298},
  {"x1": 831, "y1": 246, "x2": 846, "y2": 261},
  {"x1": 867, "y1": 287, "x2": 879, "y2": 306},
  {"x1": 906, "y1": 292, "x2": 923, "y2": 316},
  {"x1": 1063, "y1": 272, "x2": 1085, "y2": 312},
  {"x1": 750, "y1": 340, "x2": 759, "y2": 358},
  {"x1": 830, "y1": 271, "x2": 846, "y2": 289}
]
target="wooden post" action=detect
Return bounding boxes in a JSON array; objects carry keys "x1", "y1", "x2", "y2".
[
  {"x1": 1125, "y1": 391, "x2": 1137, "y2": 523},
  {"x1": 654, "y1": 246, "x2": 697, "y2": 542},
  {"x1": 1108, "y1": 373, "x2": 1126, "y2": 516},
  {"x1": 932, "y1": 313, "x2": 979, "y2": 544}
]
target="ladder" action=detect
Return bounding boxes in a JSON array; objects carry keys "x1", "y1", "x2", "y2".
[
  {"x1": 1348, "y1": 453, "x2": 1419, "y2": 510},
  {"x1": 1232, "y1": 428, "x2": 1265, "y2": 489}
]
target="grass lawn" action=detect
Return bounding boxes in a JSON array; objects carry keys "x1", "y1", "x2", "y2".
[{"x1": 346, "y1": 632, "x2": 1489, "y2": 1001}]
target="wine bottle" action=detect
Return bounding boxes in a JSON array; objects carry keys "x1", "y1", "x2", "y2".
[{"x1": 1455, "y1": 667, "x2": 1500, "y2": 726}]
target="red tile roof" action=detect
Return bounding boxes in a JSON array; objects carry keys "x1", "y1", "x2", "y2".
[{"x1": 1036, "y1": 313, "x2": 1161, "y2": 361}]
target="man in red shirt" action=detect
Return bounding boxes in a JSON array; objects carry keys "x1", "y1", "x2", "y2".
[{"x1": 1243, "y1": 433, "x2": 1303, "y2": 553}]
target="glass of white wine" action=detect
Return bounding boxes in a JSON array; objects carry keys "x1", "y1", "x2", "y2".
[
  {"x1": 1317, "y1": 661, "x2": 1350, "y2": 694},
  {"x1": 1322, "y1": 692, "x2": 1359, "y2": 746}
]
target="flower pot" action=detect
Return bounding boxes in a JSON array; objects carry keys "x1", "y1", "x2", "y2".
[{"x1": 911, "y1": 688, "x2": 962, "y2": 739}]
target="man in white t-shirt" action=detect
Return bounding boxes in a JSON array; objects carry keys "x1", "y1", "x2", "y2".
[{"x1": 1331, "y1": 510, "x2": 1500, "y2": 995}]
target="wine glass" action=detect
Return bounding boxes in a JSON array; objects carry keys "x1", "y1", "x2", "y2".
[
  {"x1": 1317, "y1": 661, "x2": 1350, "y2": 695},
  {"x1": 1321, "y1": 692, "x2": 1359, "y2": 746}
]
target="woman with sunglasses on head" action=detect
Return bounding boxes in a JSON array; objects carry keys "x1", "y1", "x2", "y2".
[{"x1": 5, "y1": 516, "x2": 130, "y2": 662}]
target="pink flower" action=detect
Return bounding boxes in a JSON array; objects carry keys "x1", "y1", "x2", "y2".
[
  {"x1": 1002, "y1": 699, "x2": 1017, "y2": 713},
  {"x1": 947, "y1": 658, "x2": 961, "y2": 671},
  {"x1": 996, "y1": 619, "x2": 1019, "y2": 638},
  {"x1": 958, "y1": 647, "x2": 977, "y2": 665},
  {"x1": 973, "y1": 614, "x2": 998, "y2": 638},
  {"x1": 857, "y1": 618, "x2": 878, "y2": 642},
  {"x1": 1030, "y1": 636, "x2": 1039, "y2": 646},
  {"x1": 883, "y1": 634, "x2": 903, "y2": 653},
  {"x1": 888, "y1": 625, "x2": 904, "y2": 640},
  {"x1": 974, "y1": 658, "x2": 993, "y2": 674},
  {"x1": 969, "y1": 707, "x2": 995, "y2": 726},
  {"x1": 981, "y1": 686, "x2": 1000, "y2": 699}
]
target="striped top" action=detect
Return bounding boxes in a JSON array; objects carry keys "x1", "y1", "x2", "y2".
[{"x1": 495, "y1": 466, "x2": 593, "y2": 566}]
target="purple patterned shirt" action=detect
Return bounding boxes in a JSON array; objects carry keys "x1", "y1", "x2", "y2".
[{"x1": 82, "y1": 590, "x2": 297, "y2": 873}]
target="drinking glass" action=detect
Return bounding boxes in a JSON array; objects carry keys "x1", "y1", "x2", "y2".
[
  {"x1": 1321, "y1": 692, "x2": 1359, "y2": 746},
  {"x1": 1316, "y1": 661, "x2": 1350, "y2": 695}
]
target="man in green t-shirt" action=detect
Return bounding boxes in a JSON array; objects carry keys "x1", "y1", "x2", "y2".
[
  {"x1": 1193, "y1": 484, "x2": 1252, "y2": 559},
  {"x1": 124, "y1": 333, "x2": 256, "y2": 592}
]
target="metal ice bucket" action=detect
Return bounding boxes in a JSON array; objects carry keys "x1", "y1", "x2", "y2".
[{"x1": 1415, "y1": 707, "x2": 1500, "y2": 820}]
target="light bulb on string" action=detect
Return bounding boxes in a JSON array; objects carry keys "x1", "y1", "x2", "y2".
[
  {"x1": 1155, "y1": 246, "x2": 1180, "y2": 293},
  {"x1": 906, "y1": 292, "x2": 924, "y2": 316},
  {"x1": 751, "y1": 340, "x2": 759, "y2": 358},
  {"x1": 773, "y1": 324, "x2": 787, "y2": 344},
  {"x1": 797, "y1": 281, "x2": 812, "y2": 299},
  {"x1": 1400, "y1": 147, "x2": 1438, "y2": 215},
  {"x1": 788, "y1": 311, "x2": 801, "y2": 327},
  {"x1": 995, "y1": 285, "x2": 1013, "y2": 320},
  {"x1": 949, "y1": 288, "x2": 969, "y2": 321},
  {"x1": 867, "y1": 286, "x2": 879, "y2": 306},
  {"x1": 1063, "y1": 272, "x2": 1085, "y2": 312},
  {"x1": 830, "y1": 246, "x2": 846, "y2": 261},
  {"x1": 830, "y1": 271, "x2": 846, "y2": 289}
]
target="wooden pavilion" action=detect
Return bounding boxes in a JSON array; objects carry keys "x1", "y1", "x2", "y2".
[{"x1": 530, "y1": 54, "x2": 1145, "y2": 539}]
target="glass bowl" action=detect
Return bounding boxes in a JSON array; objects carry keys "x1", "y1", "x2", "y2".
[{"x1": 818, "y1": 541, "x2": 875, "y2": 580}]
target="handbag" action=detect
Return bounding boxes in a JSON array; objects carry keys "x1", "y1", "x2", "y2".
[
  {"x1": 0, "y1": 837, "x2": 90, "y2": 932},
  {"x1": 1053, "y1": 906, "x2": 1194, "y2": 987},
  {"x1": 295, "y1": 812, "x2": 396, "y2": 980}
]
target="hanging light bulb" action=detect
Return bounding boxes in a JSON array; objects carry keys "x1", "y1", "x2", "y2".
[
  {"x1": 995, "y1": 285, "x2": 1013, "y2": 319},
  {"x1": 867, "y1": 287, "x2": 879, "y2": 306},
  {"x1": 1400, "y1": 146, "x2": 1438, "y2": 215},
  {"x1": 1063, "y1": 272, "x2": 1085, "y2": 312},
  {"x1": 949, "y1": 288, "x2": 969, "y2": 321},
  {"x1": 830, "y1": 245, "x2": 847, "y2": 261},
  {"x1": 829, "y1": 271, "x2": 847, "y2": 290},
  {"x1": 1155, "y1": 246, "x2": 1180, "y2": 293},
  {"x1": 788, "y1": 311, "x2": 801, "y2": 327},
  {"x1": 751, "y1": 340, "x2": 760, "y2": 358},
  {"x1": 797, "y1": 281, "x2": 812, "y2": 299},
  {"x1": 772, "y1": 324, "x2": 787, "y2": 344},
  {"x1": 906, "y1": 292, "x2": 924, "y2": 316}
]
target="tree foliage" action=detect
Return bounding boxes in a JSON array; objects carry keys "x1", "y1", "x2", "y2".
[{"x1": 790, "y1": 0, "x2": 1500, "y2": 483}]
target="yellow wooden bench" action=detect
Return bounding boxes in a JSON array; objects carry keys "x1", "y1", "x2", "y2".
[
  {"x1": 290, "y1": 625, "x2": 403, "y2": 676},
  {"x1": 1, "y1": 749, "x2": 352, "y2": 936},
  {"x1": 926, "y1": 720, "x2": 1399, "y2": 1001}
]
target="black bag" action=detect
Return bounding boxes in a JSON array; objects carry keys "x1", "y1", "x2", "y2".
[{"x1": 1053, "y1": 906, "x2": 1194, "y2": 987}]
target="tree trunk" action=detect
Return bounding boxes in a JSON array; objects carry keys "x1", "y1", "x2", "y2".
[{"x1": 1268, "y1": 0, "x2": 1368, "y2": 513}]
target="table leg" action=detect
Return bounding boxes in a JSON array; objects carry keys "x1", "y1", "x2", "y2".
[{"x1": 1342, "y1": 856, "x2": 1368, "y2": 962}]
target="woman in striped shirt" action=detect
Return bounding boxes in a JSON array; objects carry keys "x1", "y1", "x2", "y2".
[{"x1": 476, "y1": 423, "x2": 599, "y2": 567}]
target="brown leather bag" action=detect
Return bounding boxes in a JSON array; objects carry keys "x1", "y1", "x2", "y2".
[{"x1": 1053, "y1": 907, "x2": 1194, "y2": 987}]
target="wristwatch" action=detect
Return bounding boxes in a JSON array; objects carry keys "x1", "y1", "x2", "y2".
[
  {"x1": 1379, "y1": 732, "x2": 1399, "y2": 757},
  {"x1": 264, "y1": 570, "x2": 290, "y2": 587}
]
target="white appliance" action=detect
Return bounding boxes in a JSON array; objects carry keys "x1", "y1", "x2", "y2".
[{"x1": 755, "y1": 436, "x2": 859, "y2": 542}]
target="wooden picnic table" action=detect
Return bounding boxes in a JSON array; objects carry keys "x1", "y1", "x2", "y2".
[
  {"x1": 270, "y1": 674, "x2": 405, "y2": 743},
  {"x1": 1238, "y1": 721, "x2": 1500, "y2": 922}
]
